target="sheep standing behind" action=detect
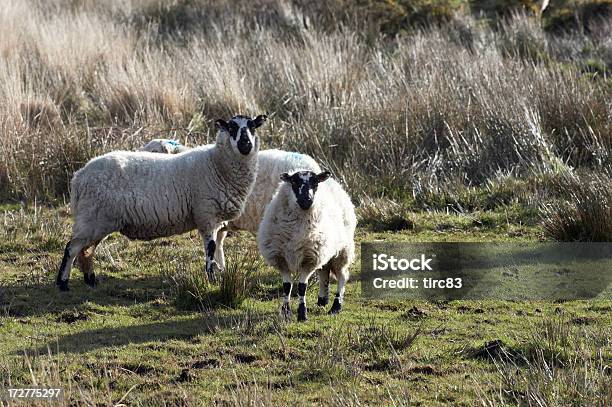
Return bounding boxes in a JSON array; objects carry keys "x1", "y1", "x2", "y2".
[
  {"x1": 140, "y1": 140, "x2": 321, "y2": 270},
  {"x1": 57, "y1": 114, "x2": 267, "y2": 291},
  {"x1": 215, "y1": 149, "x2": 320, "y2": 268},
  {"x1": 258, "y1": 170, "x2": 356, "y2": 321},
  {"x1": 140, "y1": 139, "x2": 189, "y2": 154}
]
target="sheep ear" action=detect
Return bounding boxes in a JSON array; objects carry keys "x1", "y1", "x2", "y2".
[
  {"x1": 215, "y1": 119, "x2": 229, "y2": 131},
  {"x1": 280, "y1": 173, "x2": 291, "y2": 182},
  {"x1": 316, "y1": 171, "x2": 331, "y2": 183},
  {"x1": 253, "y1": 114, "x2": 268, "y2": 128}
]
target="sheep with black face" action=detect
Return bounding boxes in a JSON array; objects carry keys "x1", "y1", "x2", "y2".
[
  {"x1": 258, "y1": 170, "x2": 356, "y2": 321},
  {"x1": 57, "y1": 114, "x2": 266, "y2": 291}
]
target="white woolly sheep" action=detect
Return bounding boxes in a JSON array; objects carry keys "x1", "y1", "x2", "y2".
[
  {"x1": 56, "y1": 114, "x2": 267, "y2": 291},
  {"x1": 215, "y1": 149, "x2": 321, "y2": 268},
  {"x1": 140, "y1": 139, "x2": 189, "y2": 154},
  {"x1": 258, "y1": 170, "x2": 357, "y2": 321},
  {"x1": 140, "y1": 140, "x2": 321, "y2": 270}
]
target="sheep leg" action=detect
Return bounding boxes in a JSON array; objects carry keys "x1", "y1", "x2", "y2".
[
  {"x1": 215, "y1": 227, "x2": 228, "y2": 271},
  {"x1": 56, "y1": 238, "x2": 88, "y2": 291},
  {"x1": 76, "y1": 240, "x2": 100, "y2": 287},
  {"x1": 329, "y1": 267, "x2": 349, "y2": 315},
  {"x1": 317, "y1": 266, "x2": 331, "y2": 306},
  {"x1": 297, "y1": 272, "x2": 313, "y2": 322},
  {"x1": 201, "y1": 232, "x2": 217, "y2": 283},
  {"x1": 280, "y1": 270, "x2": 292, "y2": 320}
]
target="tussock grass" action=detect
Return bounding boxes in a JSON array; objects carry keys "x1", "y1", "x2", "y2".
[
  {"x1": 357, "y1": 197, "x2": 416, "y2": 232},
  {"x1": 296, "y1": 331, "x2": 359, "y2": 382},
  {"x1": 542, "y1": 173, "x2": 612, "y2": 241},
  {"x1": 347, "y1": 319, "x2": 422, "y2": 355},
  {"x1": 0, "y1": 0, "x2": 610, "y2": 207},
  {"x1": 217, "y1": 251, "x2": 263, "y2": 310},
  {"x1": 164, "y1": 263, "x2": 210, "y2": 311},
  {"x1": 292, "y1": 320, "x2": 422, "y2": 382},
  {"x1": 164, "y1": 249, "x2": 262, "y2": 311}
]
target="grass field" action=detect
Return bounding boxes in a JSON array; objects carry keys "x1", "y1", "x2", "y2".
[{"x1": 1, "y1": 205, "x2": 610, "y2": 405}]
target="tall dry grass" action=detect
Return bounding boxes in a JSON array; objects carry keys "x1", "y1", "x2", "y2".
[
  {"x1": 541, "y1": 172, "x2": 612, "y2": 241},
  {"x1": 0, "y1": 0, "x2": 610, "y2": 208}
]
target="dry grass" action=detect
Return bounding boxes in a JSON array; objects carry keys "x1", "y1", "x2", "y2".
[
  {"x1": 0, "y1": 0, "x2": 610, "y2": 206},
  {"x1": 357, "y1": 196, "x2": 416, "y2": 231},
  {"x1": 541, "y1": 172, "x2": 612, "y2": 241}
]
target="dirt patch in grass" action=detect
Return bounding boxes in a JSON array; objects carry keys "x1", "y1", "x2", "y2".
[
  {"x1": 118, "y1": 363, "x2": 155, "y2": 376},
  {"x1": 176, "y1": 368, "x2": 193, "y2": 383},
  {"x1": 191, "y1": 358, "x2": 220, "y2": 369},
  {"x1": 406, "y1": 364, "x2": 438, "y2": 375},
  {"x1": 234, "y1": 353, "x2": 258, "y2": 364},
  {"x1": 402, "y1": 306, "x2": 428, "y2": 320},
  {"x1": 467, "y1": 339, "x2": 522, "y2": 362},
  {"x1": 571, "y1": 316, "x2": 597, "y2": 325},
  {"x1": 56, "y1": 310, "x2": 89, "y2": 324}
]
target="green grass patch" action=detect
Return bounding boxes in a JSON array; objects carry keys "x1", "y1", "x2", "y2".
[{"x1": 0, "y1": 207, "x2": 610, "y2": 404}]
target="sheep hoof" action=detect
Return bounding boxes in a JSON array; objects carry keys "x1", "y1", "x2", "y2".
[
  {"x1": 57, "y1": 279, "x2": 69, "y2": 292},
  {"x1": 328, "y1": 298, "x2": 342, "y2": 315},
  {"x1": 206, "y1": 261, "x2": 223, "y2": 283},
  {"x1": 317, "y1": 296, "x2": 329, "y2": 306},
  {"x1": 212, "y1": 261, "x2": 224, "y2": 273},
  {"x1": 297, "y1": 303, "x2": 308, "y2": 322},
  {"x1": 281, "y1": 304, "x2": 292, "y2": 321},
  {"x1": 206, "y1": 271, "x2": 217, "y2": 284},
  {"x1": 84, "y1": 272, "x2": 96, "y2": 287}
]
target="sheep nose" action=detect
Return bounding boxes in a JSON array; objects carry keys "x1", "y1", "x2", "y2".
[
  {"x1": 237, "y1": 134, "x2": 252, "y2": 155},
  {"x1": 298, "y1": 198, "x2": 313, "y2": 210}
]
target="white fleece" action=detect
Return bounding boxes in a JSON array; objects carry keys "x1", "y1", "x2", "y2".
[{"x1": 257, "y1": 177, "x2": 356, "y2": 279}]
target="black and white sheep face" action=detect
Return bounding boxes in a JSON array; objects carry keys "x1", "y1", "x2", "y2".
[
  {"x1": 280, "y1": 170, "x2": 331, "y2": 210},
  {"x1": 216, "y1": 114, "x2": 267, "y2": 157}
]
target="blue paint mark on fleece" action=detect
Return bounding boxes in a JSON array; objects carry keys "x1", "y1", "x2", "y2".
[{"x1": 285, "y1": 152, "x2": 306, "y2": 165}]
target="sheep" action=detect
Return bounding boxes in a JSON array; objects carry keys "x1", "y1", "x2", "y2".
[
  {"x1": 140, "y1": 139, "x2": 189, "y2": 154},
  {"x1": 214, "y1": 149, "x2": 321, "y2": 269},
  {"x1": 56, "y1": 114, "x2": 267, "y2": 291},
  {"x1": 139, "y1": 139, "x2": 321, "y2": 270},
  {"x1": 257, "y1": 170, "x2": 356, "y2": 321}
]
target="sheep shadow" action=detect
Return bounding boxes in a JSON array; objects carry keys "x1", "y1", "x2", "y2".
[
  {"x1": 28, "y1": 312, "x2": 271, "y2": 355},
  {"x1": 0, "y1": 274, "x2": 169, "y2": 318}
]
